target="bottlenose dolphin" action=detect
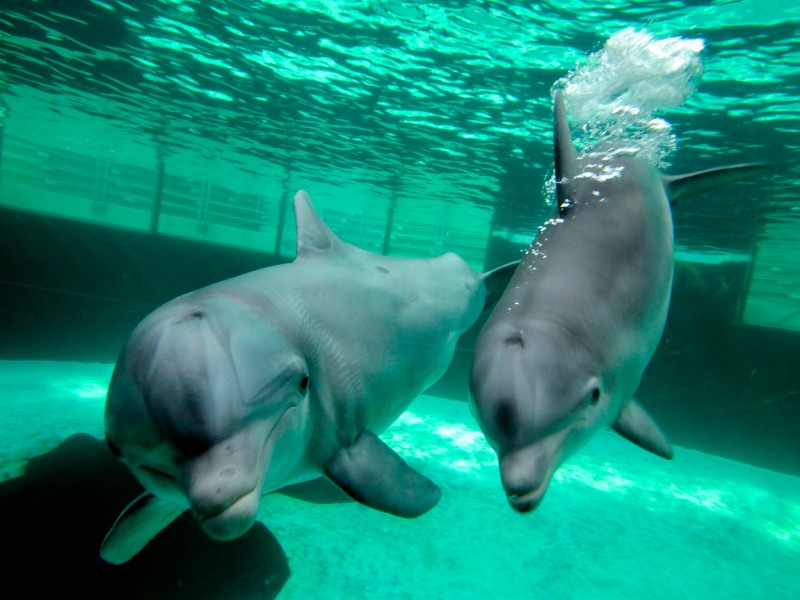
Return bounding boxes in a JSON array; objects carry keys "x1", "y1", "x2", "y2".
[
  {"x1": 101, "y1": 190, "x2": 517, "y2": 564},
  {"x1": 470, "y1": 91, "x2": 763, "y2": 513}
]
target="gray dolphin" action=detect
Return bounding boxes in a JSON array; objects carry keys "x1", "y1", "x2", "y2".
[
  {"x1": 100, "y1": 190, "x2": 517, "y2": 564},
  {"x1": 469, "y1": 91, "x2": 763, "y2": 513}
]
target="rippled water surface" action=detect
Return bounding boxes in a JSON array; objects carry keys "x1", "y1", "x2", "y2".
[{"x1": 1, "y1": 0, "x2": 797, "y2": 260}]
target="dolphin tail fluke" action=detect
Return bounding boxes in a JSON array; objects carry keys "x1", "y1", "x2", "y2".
[
  {"x1": 99, "y1": 492, "x2": 185, "y2": 564},
  {"x1": 612, "y1": 399, "x2": 674, "y2": 460},
  {"x1": 324, "y1": 429, "x2": 441, "y2": 518},
  {"x1": 663, "y1": 162, "x2": 768, "y2": 206},
  {"x1": 481, "y1": 260, "x2": 521, "y2": 310}
]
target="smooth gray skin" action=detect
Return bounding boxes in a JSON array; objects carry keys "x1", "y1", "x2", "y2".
[
  {"x1": 100, "y1": 190, "x2": 517, "y2": 564},
  {"x1": 470, "y1": 91, "x2": 763, "y2": 513}
]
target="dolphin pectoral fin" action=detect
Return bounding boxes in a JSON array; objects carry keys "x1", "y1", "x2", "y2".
[
  {"x1": 664, "y1": 162, "x2": 767, "y2": 206},
  {"x1": 324, "y1": 429, "x2": 441, "y2": 518},
  {"x1": 612, "y1": 399, "x2": 674, "y2": 460},
  {"x1": 276, "y1": 477, "x2": 355, "y2": 504},
  {"x1": 482, "y1": 260, "x2": 522, "y2": 310},
  {"x1": 99, "y1": 492, "x2": 185, "y2": 565}
]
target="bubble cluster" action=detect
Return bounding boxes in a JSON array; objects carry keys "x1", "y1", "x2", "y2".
[{"x1": 551, "y1": 27, "x2": 705, "y2": 169}]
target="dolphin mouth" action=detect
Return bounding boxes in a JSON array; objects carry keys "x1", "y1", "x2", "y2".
[
  {"x1": 196, "y1": 488, "x2": 261, "y2": 541},
  {"x1": 500, "y1": 442, "x2": 562, "y2": 514},
  {"x1": 189, "y1": 404, "x2": 301, "y2": 541},
  {"x1": 506, "y1": 487, "x2": 548, "y2": 513},
  {"x1": 504, "y1": 458, "x2": 558, "y2": 513}
]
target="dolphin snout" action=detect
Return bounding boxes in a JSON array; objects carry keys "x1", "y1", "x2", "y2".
[
  {"x1": 506, "y1": 489, "x2": 546, "y2": 513},
  {"x1": 189, "y1": 467, "x2": 242, "y2": 516},
  {"x1": 499, "y1": 446, "x2": 556, "y2": 514},
  {"x1": 182, "y1": 459, "x2": 261, "y2": 541},
  {"x1": 194, "y1": 489, "x2": 260, "y2": 541}
]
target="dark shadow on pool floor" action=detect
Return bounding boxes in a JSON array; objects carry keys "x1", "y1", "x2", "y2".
[{"x1": 0, "y1": 433, "x2": 290, "y2": 599}]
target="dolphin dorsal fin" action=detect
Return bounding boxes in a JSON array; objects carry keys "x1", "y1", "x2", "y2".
[
  {"x1": 663, "y1": 163, "x2": 767, "y2": 206},
  {"x1": 293, "y1": 190, "x2": 346, "y2": 259},
  {"x1": 553, "y1": 91, "x2": 580, "y2": 217}
]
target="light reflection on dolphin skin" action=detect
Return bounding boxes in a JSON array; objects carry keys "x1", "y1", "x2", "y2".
[
  {"x1": 470, "y1": 91, "x2": 765, "y2": 514},
  {"x1": 100, "y1": 190, "x2": 518, "y2": 565}
]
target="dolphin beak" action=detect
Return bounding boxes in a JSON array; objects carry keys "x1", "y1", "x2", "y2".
[
  {"x1": 498, "y1": 442, "x2": 561, "y2": 513},
  {"x1": 506, "y1": 486, "x2": 549, "y2": 513},
  {"x1": 179, "y1": 430, "x2": 267, "y2": 541},
  {"x1": 181, "y1": 407, "x2": 303, "y2": 541},
  {"x1": 194, "y1": 487, "x2": 262, "y2": 541}
]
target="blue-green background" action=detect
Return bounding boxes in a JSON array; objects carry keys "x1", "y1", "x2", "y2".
[{"x1": 0, "y1": 1, "x2": 798, "y2": 598}]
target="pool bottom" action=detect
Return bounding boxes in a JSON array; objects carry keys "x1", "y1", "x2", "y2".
[{"x1": 1, "y1": 361, "x2": 798, "y2": 599}]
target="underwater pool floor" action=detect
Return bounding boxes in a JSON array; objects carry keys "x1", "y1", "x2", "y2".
[{"x1": 1, "y1": 361, "x2": 798, "y2": 599}]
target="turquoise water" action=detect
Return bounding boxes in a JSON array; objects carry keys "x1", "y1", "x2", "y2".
[
  {"x1": 1, "y1": 2, "x2": 800, "y2": 598},
  {"x1": 2, "y1": 361, "x2": 799, "y2": 598},
  {"x1": 1, "y1": 0, "x2": 796, "y2": 257}
]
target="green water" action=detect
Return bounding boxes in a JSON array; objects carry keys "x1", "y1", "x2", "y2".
[
  {"x1": 1, "y1": 1, "x2": 799, "y2": 598},
  {"x1": 0, "y1": 0, "x2": 796, "y2": 258}
]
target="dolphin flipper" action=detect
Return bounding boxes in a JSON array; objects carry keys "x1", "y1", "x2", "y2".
[
  {"x1": 99, "y1": 492, "x2": 185, "y2": 565},
  {"x1": 612, "y1": 399, "x2": 674, "y2": 460},
  {"x1": 325, "y1": 430, "x2": 441, "y2": 518},
  {"x1": 664, "y1": 163, "x2": 767, "y2": 206},
  {"x1": 482, "y1": 260, "x2": 522, "y2": 309}
]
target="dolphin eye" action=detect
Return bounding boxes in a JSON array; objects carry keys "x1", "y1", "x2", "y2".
[
  {"x1": 590, "y1": 387, "x2": 601, "y2": 404},
  {"x1": 299, "y1": 375, "x2": 309, "y2": 394}
]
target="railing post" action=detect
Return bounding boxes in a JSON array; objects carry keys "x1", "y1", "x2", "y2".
[{"x1": 150, "y1": 156, "x2": 165, "y2": 234}]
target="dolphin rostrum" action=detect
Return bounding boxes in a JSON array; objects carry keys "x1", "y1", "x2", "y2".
[
  {"x1": 469, "y1": 91, "x2": 763, "y2": 513},
  {"x1": 100, "y1": 190, "x2": 517, "y2": 564}
]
